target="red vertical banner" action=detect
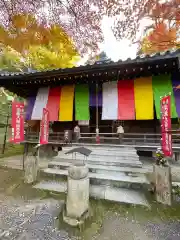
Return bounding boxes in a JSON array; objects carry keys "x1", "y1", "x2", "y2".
[
  {"x1": 46, "y1": 87, "x2": 61, "y2": 121},
  {"x1": 117, "y1": 80, "x2": 135, "y2": 120},
  {"x1": 11, "y1": 102, "x2": 25, "y2": 143},
  {"x1": 39, "y1": 108, "x2": 49, "y2": 145},
  {"x1": 161, "y1": 95, "x2": 172, "y2": 157}
]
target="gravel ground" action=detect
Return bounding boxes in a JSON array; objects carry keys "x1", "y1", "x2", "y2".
[
  {"x1": 0, "y1": 167, "x2": 180, "y2": 239},
  {"x1": 0, "y1": 197, "x2": 68, "y2": 240},
  {"x1": 145, "y1": 220, "x2": 180, "y2": 240},
  {"x1": 1, "y1": 196, "x2": 180, "y2": 240},
  {"x1": 93, "y1": 211, "x2": 180, "y2": 240}
]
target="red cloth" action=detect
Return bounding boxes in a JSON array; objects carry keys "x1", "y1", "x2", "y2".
[
  {"x1": 117, "y1": 80, "x2": 135, "y2": 120},
  {"x1": 46, "y1": 87, "x2": 61, "y2": 121}
]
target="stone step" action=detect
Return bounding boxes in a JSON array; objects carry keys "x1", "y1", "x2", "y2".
[
  {"x1": 63, "y1": 144, "x2": 137, "y2": 151},
  {"x1": 172, "y1": 182, "x2": 180, "y2": 187},
  {"x1": 62, "y1": 145, "x2": 136, "y2": 151},
  {"x1": 48, "y1": 161, "x2": 150, "y2": 174},
  {"x1": 42, "y1": 168, "x2": 149, "y2": 184},
  {"x1": 56, "y1": 152, "x2": 140, "y2": 160},
  {"x1": 62, "y1": 147, "x2": 137, "y2": 155},
  {"x1": 56, "y1": 156, "x2": 140, "y2": 165},
  {"x1": 33, "y1": 180, "x2": 149, "y2": 207},
  {"x1": 59, "y1": 152, "x2": 139, "y2": 159},
  {"x1": 56, "y1": 156, "x2": 140, "y2": 163},
  {"x1": 52, "y1": 157, "x2": 142, "y2": 168},
  {"x1": 52, "y1": 156, "x2": 142, "y2": 167}
]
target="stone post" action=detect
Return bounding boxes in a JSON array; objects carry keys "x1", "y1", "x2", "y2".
[
  {"x1": 152, "y1": 151, "x2": 156, "y2": 158},
  {"x1": 153, "y1": 164, "x2": 172, "y2": 205},
  {"x1": 175, "y1": 152, "x2": 180, "y2": 162},
  {"x1": 63, "y1": 164, "x2": 89, "y2": 226},
  {"x1": 24, "y1": 153, "x2": 38, "y2": 184},
  {"x1": 24, "y1": 144, "x2": 39, "y2": 184}
]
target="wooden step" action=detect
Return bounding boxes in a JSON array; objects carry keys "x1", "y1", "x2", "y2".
[
  {"x1": 42, "y1": 168, "x2": 149, "y2": 184},
  {"x1": 48, "y1": 161, "x2": 150, "y2": 174},
  {"x1": 33, "y1": 180, "x2": 149, "y2": 207}
]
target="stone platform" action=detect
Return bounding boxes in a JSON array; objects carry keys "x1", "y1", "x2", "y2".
[{"x1": 34, "y1": 145, "x2": 150, "y2": 206}]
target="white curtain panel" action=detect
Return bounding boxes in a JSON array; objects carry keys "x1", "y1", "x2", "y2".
[
  {"x1": 31, "y1": 87, "x2": 49, "y2": 120},
  {"x1": 102, "y1": 82, "x2": 118, "y2": 120}
]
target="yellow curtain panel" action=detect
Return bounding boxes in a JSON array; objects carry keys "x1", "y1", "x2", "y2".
[
  {"x1": 134, "y1": 77, "x2": 154, "y2": 120},
  {"x1": 59, "y1": 85, "x2": 74, "y2": 121}
]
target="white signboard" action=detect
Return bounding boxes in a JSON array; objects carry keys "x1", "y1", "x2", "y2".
[{"x1": 78, "y1": 120, "x2": 89, "y2": 126}]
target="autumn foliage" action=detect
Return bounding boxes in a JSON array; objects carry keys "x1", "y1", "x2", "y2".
[
  {"x1": 0, "y1": 0, "x2": 179, "y2": 57},
  {"x1": 0, "y1": 0, "x2": 104, "y2": 55},
  {"x1": 0, "y1": 14, "x2": 80, "y2": 71},
  {"x1": 0, "y1": 14, "x2": 77, "y2": 55},
  {"x1": 104, "y1": 0, "x2": 179, "y2": 41},
  {"x1": 140, "y1": 22, "x2": 179, "y2": 54}
]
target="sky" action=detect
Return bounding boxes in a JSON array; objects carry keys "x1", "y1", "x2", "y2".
[
  {"x1": 101, "y1": 17, "x2": 138, "y2": 61},
  {"x1": 78, "y1": 14, "x2": 152, "y2": 66},
  {"x1": 78, "y1": 16, "x2": 150, "y2": 65},
  {"x1": 100, "y1": 16, "x2": 152, "y2": 62},
  {"x1": 78, "y1": 17, "x2": 139, "y2": 65}
]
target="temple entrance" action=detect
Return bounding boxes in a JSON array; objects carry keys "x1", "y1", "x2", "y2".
[{"x1": 89, "y1": 106, "x2": 112, "y2": 133}]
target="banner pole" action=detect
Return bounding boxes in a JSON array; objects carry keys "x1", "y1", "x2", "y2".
[
  {"x1": 95, "y1": 83, "x2": 100, "y2": 143},
  {"x1": 37, "y1": 119, "x2": 42, "y2": 160},
  {"x1": 2, "y1": 103, "x2": 11, "y2": 154}
]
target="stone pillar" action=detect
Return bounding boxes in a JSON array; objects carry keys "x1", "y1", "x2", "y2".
[
  {"x1": 175, "y1": 152, "x2": 180, "y2": 162},
  {"x1": 24, "y1": 153, "x2": 38, "y2": 184},
  {"x1": 63, "y1": 164, "x2": 89, "y2": 226},
  {"x1": 153, "y1": 165, "x2": 172, "y2": 205},
  {"x1": 152, "y1": 151, "x2": 156, "y2": 158}
]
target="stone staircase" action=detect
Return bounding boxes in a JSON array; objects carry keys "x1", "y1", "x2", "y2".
[
  {"x1": 34, "y1": 145, "x2": 151, "y2": 207},
  {"x1": 55, "y1": 144, "x2": 143, "y2": 167}
]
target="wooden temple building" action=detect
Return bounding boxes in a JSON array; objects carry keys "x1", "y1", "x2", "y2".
[{"x1": 0, "y1": 49, "x2": 180, "y2": 145}]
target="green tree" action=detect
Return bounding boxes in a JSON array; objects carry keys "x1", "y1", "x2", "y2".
[
  {"x1": 85, "y1": 51, "x2": 111, "y2": 65},
  {"x1": 0, "y1": 46, "x2": 25, "y2": 72}
]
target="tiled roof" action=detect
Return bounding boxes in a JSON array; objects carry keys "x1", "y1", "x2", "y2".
[{"x1": 0, "y1": 49, "x2": 179, "y2": 79}]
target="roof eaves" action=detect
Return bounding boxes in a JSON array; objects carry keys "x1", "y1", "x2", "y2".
[{"x1": 0, "y1": 49, "x2": 179, "y2": 80}]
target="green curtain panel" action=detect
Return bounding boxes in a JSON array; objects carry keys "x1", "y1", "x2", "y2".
[
  {"x1": 75, "y1": 84, "x2": 90, "y2": 120},
  {"x1": 152, "y1": 74, "x2": 177, "y2": 119}
]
